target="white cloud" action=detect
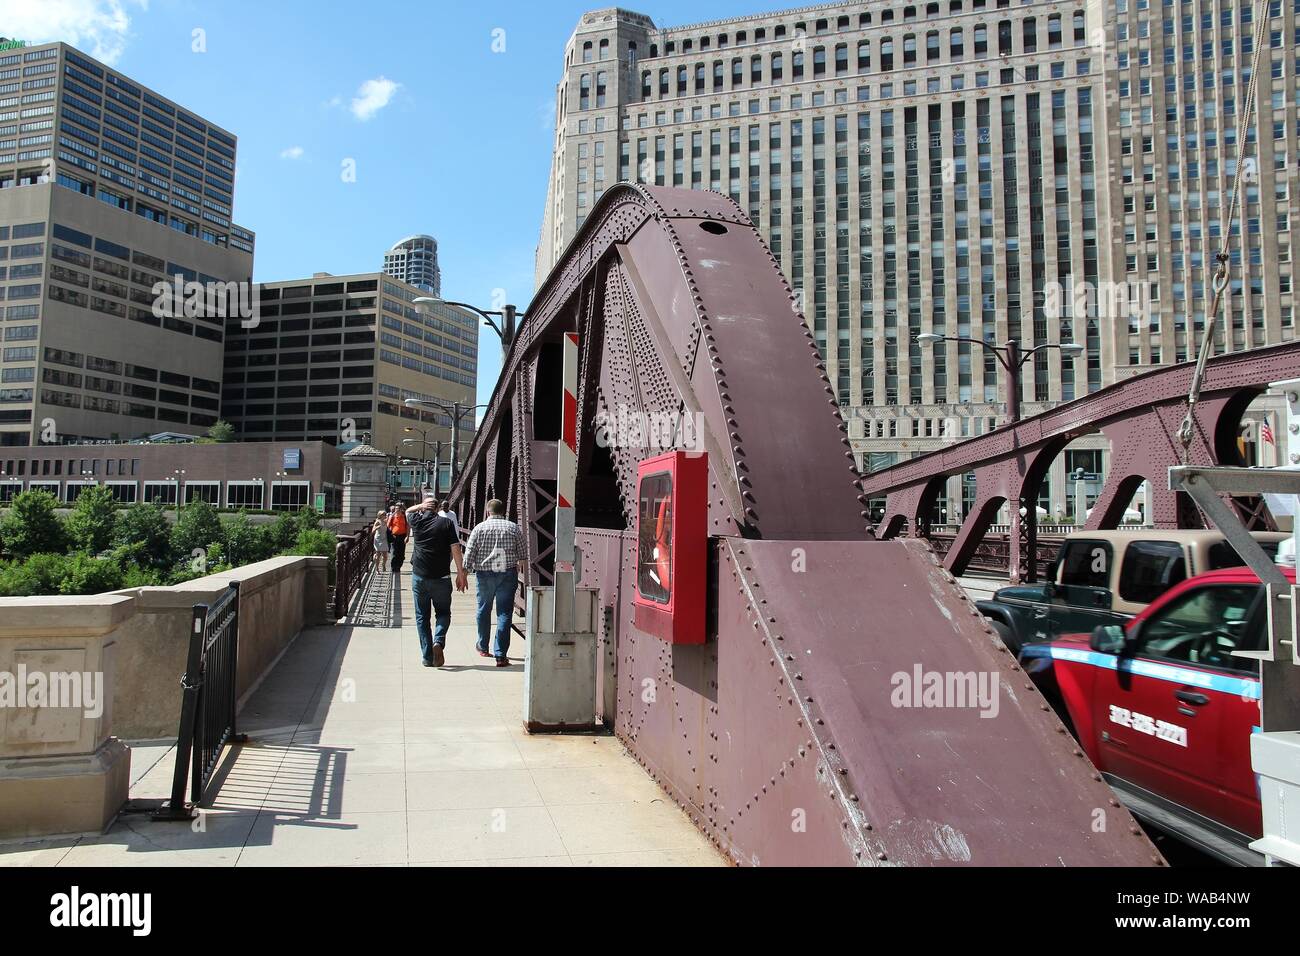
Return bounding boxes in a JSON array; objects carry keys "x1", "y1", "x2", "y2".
[
  {"x1": 538, "y1": 99, "x2": 556, "y2": 132},
  {"x1": 349, "y1": 76, "x2": 400, "y2": 121},
  {"x1": 4, "y1": 0, "x2": 147, "y2": 66},
  {"x1": 279, "y1": 146, "x2": 305, "y2": 160}
]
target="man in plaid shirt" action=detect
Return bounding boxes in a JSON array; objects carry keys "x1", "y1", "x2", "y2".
[{"x1": 463, "y1": 498, "x2": 526, "y2": 666}]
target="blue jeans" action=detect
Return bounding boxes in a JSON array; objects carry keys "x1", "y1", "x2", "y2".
[
  {"x1": 475, "y1": 571, "x2": 518, "y2": 659},
  {"x1": 412, "y1": 574, "x2": 452, "y2": 663}
]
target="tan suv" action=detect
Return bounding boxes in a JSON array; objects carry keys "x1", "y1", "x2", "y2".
[{"x1": 975, "y1": 529, "x2": 1288, "y2": 653}]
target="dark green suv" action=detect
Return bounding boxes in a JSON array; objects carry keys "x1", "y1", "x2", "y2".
[{"x1": 975, "y1": 529, "x2": 1286, "y2": 654}]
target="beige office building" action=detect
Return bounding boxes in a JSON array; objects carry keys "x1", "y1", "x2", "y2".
[
  {"x1": 537, "y1": 1, "x2": 1298, "y2": 518},
  {"x1": 221, "y1": 272, "x2": 478, "y2": 464},
  {"x1": 0, "y1": 40, "x2": 255, "y2": 447}
]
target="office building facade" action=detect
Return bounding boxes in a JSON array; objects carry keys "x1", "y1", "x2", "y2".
[
  {"x1": 383, "y1": 234, "x2": 441, "y2": 295},
  {"x1": 221, "y1": 272, "x2": 478, "y2": 461},
  {"x1": 537, "y1": 1, "x2": 1298, "y2": 517},
  {"x1": 0, "y1": 40, "x2": 255, "y2": 447}
]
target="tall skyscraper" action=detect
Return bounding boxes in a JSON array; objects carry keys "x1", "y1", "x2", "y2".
[
  {"x1": 537, "y1": 1, "x2": 1298, "y2": 516},
  {"x1": 383, "y1": 234, "x2": 441, "y2": 295},
  {"x1": 221, "y1": 272, "x2": 477, "y2": 458},
  {"x1": 0, "y1": 40, "x2": 254, "y2": 447}
]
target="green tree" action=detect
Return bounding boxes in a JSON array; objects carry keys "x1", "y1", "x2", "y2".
[
  {"x1": 65, "y1": 484, "x2": 119, "y2": 554},
  {"x1": 59, "y1": 552, "x2": 125, "y2": 595},
  {"x1": 224, "y1": 511, "x2": 272, "y2": 566},
  {"x1": 113, "y1": 502, "x2": 174, "y2": 568},
  {"x1": 295, "y1": 506, "x2": 323, "y2": 534},
  {"x1": 170, "y1": 499, "x2": 224, "y2": 564},
  {"x1": 0, "y1": 553, "x2": 68, "y2": 596},
  {"x1": 0, "y1": 489, "x2": 67, "y2": 559},
  {"x1": 205, "y1": 420, "x2": 235, "y2": 443},
  {"x1": 263, "y1": 511, "x2": 301, "y2": 554}
]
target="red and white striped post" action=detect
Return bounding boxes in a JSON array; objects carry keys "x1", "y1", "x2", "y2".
[
  {"x1": 556, "y1": 331, "x2": 579, "y2": 574},
  {"x1": 551, "y1": 331, "x2": 579, "y2": 631}
]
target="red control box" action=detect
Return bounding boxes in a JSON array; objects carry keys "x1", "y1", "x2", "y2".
[{"x1": 633, "y1": 451, "x2": 708, "y2": 645}]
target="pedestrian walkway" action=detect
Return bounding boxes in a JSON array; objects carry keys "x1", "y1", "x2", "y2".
[{"x1": 0, "y1": 572, "x2": 722, "y2": 867}]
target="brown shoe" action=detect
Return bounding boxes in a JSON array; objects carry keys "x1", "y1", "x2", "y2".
[
  {"x1": 431, "y1": 645, "x2": 445, "y2": 667},
  {"x1": 495, "y1": 656, "x2": 510, "y2": 667}
]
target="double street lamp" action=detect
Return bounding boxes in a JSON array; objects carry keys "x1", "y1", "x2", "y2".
[
  {"x1": 403, "y1": 398, "x2": 488, "y2": 490},
  {"x1": 914, "y1": 334, "x2": 1085, "y2": 424},
  {"x1": 401, "y1": 432, "x2": 444, "y2": 494}
]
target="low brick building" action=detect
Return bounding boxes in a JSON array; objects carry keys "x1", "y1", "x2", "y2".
[{"x1": 0, "y1": 439, "x2": 342, "y2": 511}]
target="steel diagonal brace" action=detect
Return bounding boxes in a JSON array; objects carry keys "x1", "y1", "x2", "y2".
[
  {"x1": 614, "y1": 243, "x2": 748, "y2": 529},
  {"x1": 1170, "y1": 465, "x2": 1300, "y2": 731}
]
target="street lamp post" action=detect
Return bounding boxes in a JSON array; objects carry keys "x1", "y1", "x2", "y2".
[
  {"x1": 402, "y1": 426, "x2": 431, "y2": 492},
  {"x1": 412, "y1": 297, "x2": 521, "y2": 350},
  {"x1": 914, "y1": 334, "x2": 1084, "y2": 425},
  {"x1": 915, "y1": 333, "x2": 1084, "y2": 585}
]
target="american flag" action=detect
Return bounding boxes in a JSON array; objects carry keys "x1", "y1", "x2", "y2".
[{"x1": 1261, "y1": 419, "x2": 1275, "y2": 446}]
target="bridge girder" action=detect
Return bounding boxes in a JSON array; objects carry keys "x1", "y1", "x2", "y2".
[{"x1": 449, "y1": 184, "x2": 1161, "y2": 867}]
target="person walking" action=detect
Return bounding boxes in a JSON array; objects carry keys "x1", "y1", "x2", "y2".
[
  {"x1": 463, "y1": 499, "x2": 526, "y2": 667},
  {"x1": 406, "y1": 491, "x2": 467, "y2": 667},
  {"x1": 437, "y1": 500, "x2": 461, "y2": 539},
  {"x1": 387, "y1": 503, "x2": 410, "y2": 575},
  {"x1": 370, "y1": 516, "x2": 390, "y2": 573}
]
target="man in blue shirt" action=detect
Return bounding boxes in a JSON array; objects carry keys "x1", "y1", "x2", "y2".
[{"x1": 463, "y1": 499, "x2": 526, "y2": 667}]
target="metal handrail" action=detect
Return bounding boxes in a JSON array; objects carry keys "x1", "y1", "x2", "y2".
[
  {"x1": 156, "y1": 581, "x2": 246, "y2": 819},
  {"x1": 332, "y1": 529, "x2": 374, "y2": 619}
]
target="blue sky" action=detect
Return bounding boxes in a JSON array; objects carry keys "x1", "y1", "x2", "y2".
[{"x1": 11, "y1": 0, "x2": 797, "y2": 403}]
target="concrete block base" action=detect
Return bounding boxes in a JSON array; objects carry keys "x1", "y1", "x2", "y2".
[{"x1": 0, "y1": 738, "x2": 131, "y2": 840}]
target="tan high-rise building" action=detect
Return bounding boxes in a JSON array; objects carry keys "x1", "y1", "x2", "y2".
[
  {"x1": 0, "y1": 40, "x2": 255, "y2": 447},
  {"x1": 536, "y1": 2, "x2": 1298, "y2": 518},
  {"x1": 221, "y1": 272, "x2": 477, "y2": 465}
]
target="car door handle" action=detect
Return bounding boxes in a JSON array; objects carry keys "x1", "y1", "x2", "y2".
[{"x1": 1175, "y1": 690, "x2": 1210, "y2": 706}]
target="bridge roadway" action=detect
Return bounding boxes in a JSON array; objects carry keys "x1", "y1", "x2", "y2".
[{"x1": 0, "y1": 576, "x2": 721, "y2": 867}]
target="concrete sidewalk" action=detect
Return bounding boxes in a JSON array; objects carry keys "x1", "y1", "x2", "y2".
[{"x1": 0, "y1": 571, "x2": 722, "y2": 867}]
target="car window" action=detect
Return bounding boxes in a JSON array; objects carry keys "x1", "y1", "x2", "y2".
[
  {"x1": 1137, "y1": 583, "x2": 1263, "y2": 672},
  {"x1": 1117, "y1": 540, "x2": 1186, "y2": 603},
  {"x1": 1207, "y1": 540, "x2": 1280, "y2": 570},
  {"x1": 1058, "y1": 540, "x2": 1112, "y2": 588}
]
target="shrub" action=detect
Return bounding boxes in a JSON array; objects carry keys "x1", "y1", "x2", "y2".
[
  {"x1": 0, "y1": 553, "x2": 68, "y2": 596},
  {"x1": 0, "y1": 490, "x2": 66, "y2": 559},
  {"x1": 288, "y1": 527, "x2": 339, "y2": 562},
  {"x1": 58, "y1": 552, "x2": 125, "y2": 595},
  {"x1": 121, "y1": 562, "x2": 166, "y2": 589}
]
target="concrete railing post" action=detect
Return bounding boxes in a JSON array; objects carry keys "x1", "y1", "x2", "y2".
[{"x1": 0, "y1": 596, "x2": 134, "y2": 839}]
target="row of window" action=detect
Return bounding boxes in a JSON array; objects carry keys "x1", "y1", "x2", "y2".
[
  {"x1": 0, "y1": 477, "x2": 315, "y2": 510},
  {"x1": 627, "y1": 13, "x2": 1087, "y2": 107},
  {"x1": 640, "y1": 0, "x2": 1056, "y2": 61}
]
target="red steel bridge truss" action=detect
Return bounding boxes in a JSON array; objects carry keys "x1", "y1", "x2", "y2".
[
  {"x1": 860, "y1": 343, "x2": 1300, "y2": 583},
  {"x1": 447, "y1": 184, "x2": 1164, "y2": 867}
]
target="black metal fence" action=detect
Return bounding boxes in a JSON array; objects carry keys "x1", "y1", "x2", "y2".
[
  {"x1": 928, "y1": 532, "x2": 1061, "y2": 580},
  {"x1": 332, "y1": 529, "x2": 374, "y2": 619},
  {"x1": 156, "y1": 581, "x2": 246, "y2": 819}
]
